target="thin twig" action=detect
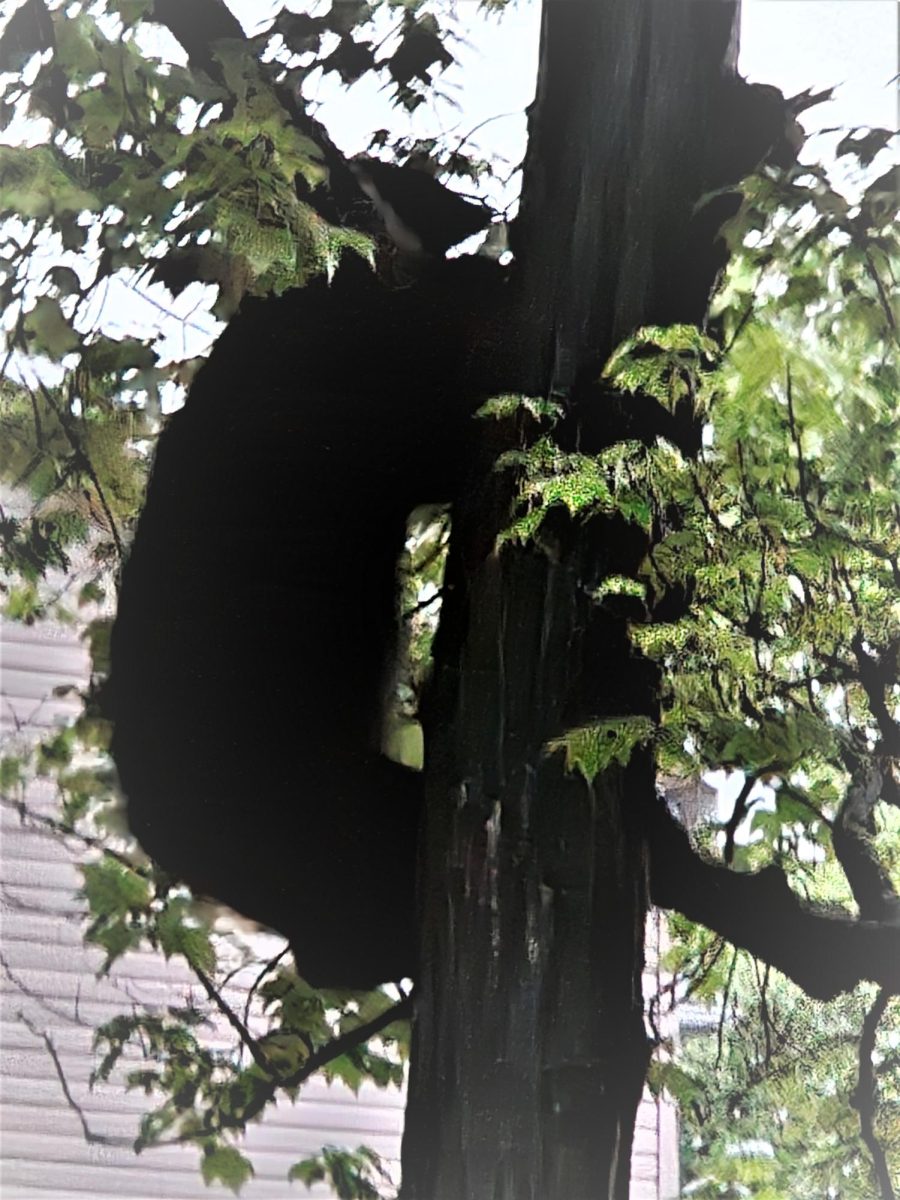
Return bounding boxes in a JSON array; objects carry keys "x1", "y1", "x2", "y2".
[
  {"x1": 155, "y1": 993, "x2": 413, "y2": 1144},
  {"x1": 0, "y1": 795, "x2": 150, "y2": 876},
  {"x1": 863, "y1": 246, "x2": 899, "y2": 351},
  {"x1": 192, "y1": 964, "x2": 273, "y2": 1076},
  {"x1": 18, "y1": 1010, "x2": 133, "y2": 1148},
  {"x1": 715, "y1": 948, "x2": 738, "y2": 1070},
  {"x1": 723, "y1": 772, "x2": 761, "y2": 866},
  {"x1": 32, "y1": 379, "x2": 124, "y2": 559},
  {"x1": 241, "y1": 944, "x2": 290, "y2": 1032},
  {"x1": 2, "y1": 951, "x2": 92, "y2": 1029}
]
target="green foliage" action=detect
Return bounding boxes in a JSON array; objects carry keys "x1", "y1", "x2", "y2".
[
  {"x1": 638, "y1": 160, "x2": 897, "y2": 811},
  {"x1": 514, "y1": 149, "x2": 899, "y2": 898},
  {"x1": 0, "y1": 2, "x2": 335, "y2": 317},
  {"x1": 259, "y1": 972, "x2": 408, "y2": 1092},
  {"x1": 604, "y1": 323, "x2": 720, "y2": 416},
  {"x1": 548, "y1": 716, "x2": 656, "y2": 781},
  {"x1": 156, "y1": 897, "x2": 217, "y2": 975},
  {"x1": 35, "y1": 725, "x2": 76, "y2": 774},
  {"x1": 201, "y1": 1145, "x2": 255, "y2": 1194},
  {"x1": 504, "y1": 143, "x2": 899, "y2": 1192},
  {"x1": 0, "y1": 754, "x2": 25, "y2": 792},
  {"x1": 289, "y1": 1144, "x2": 391, "y2": 1199},
  {"x1": 271, "y1": 0, "x2": 465, "y2": 114},
  {"x1": 0, "y1": 378, "x2": 147, "y2": 618},
  {"x1": 85, "y1": 957, "x2": 408, "y2": 1178},
  {"x1": 80, "y1": 856, "x2": 152, "y2": 970},
  {"x1": 3, "y1": 579, "x2": 46, "y2": 622},
  {"x1": 674, "y1": 957, "x2": 899, "y2": 1199}
]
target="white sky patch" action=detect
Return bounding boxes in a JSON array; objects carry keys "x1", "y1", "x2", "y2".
[
  {"x1": 705, "y1": 768, "x2": 776, "y2": 836},
  {"x1": 740, "y1": 0, "x2": 898, "y2": 186}
]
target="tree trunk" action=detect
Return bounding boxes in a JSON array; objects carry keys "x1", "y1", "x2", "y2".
[{"x1": 401, "y1": 2, "x2": 765, "y2": 1197}]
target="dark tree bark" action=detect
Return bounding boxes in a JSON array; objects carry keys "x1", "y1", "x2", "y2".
[{"x1": 402, "y1": 3, "x2": 785, "y2": 1197}]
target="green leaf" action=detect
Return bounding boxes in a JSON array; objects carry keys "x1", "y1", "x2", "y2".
[
  {"x1": 835, "y1": 127, "x2": 894, "y2": 168},
  {"x1": 81, "y1": 335, "x2": 157, "y2": 377},
  {"x1": 289, "y1": 1145, "x2": 385, "y2": 1199},
  {"x1": 200, "y1": 1145, "x2": 254, "y2": 1194},
  {"x1": 156, "y1": 900, "x2": 216, "y2": 974},
  {"x1": 3, "y1": 582, "x2": 46, "y2": 623},
  {"x1": 647, "y1": 1060, "x2": 704, "y2": 1106},
  {"x1": 547, "y1": 716, "x2": 656, "y2": 780},
  {"x1": 0, "y1": 0, "x2": 53, "y2": 74},
  {"x1": 36, "y1": 727, "x2": 76, "y2": 774},
  {"x1": 322, "y1": 1053, "x2": 364, "y2": 1093},
  {"x1": 0, "y1": 146, "x2": 100, "y2": 220},
  {"x1": 23, "y1": 297, "x2": 80, "y2": 360},
  {"x1": 78, "y1": 580, "x2": 106, "y2": 606},
  {"x1": 44, "y1": 265, "x2": 83, "y2": 298},
  {"x1": 0, "y1": 755, "x2": 25, "y2": 791},
  {"x1": 288, "y1": 1157, "x2": 325, "y2": 1186},
  {"x1": 82, "y1": 618, "x2": 112, "y2": 675},
  {"x1": 81, "y1": 857, "x2": 150, "y2": 917}
]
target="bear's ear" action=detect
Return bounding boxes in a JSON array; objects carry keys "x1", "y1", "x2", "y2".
[{"x1": 350, "y1": 157, "x2": 493, "y2": 257}]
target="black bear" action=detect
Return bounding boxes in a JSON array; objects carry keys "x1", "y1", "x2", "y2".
[{"x1": 109, "y1": 243, "x2": 505, "y2": 988}]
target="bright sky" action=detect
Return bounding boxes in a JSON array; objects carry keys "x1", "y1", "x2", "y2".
[{"x1": 741, "y1": 0, "x2": 897, "y2": 171}]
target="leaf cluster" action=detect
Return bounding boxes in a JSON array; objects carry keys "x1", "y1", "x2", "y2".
[
  {"x1": 670, "y1": 958, "x2": 899, "y2": 1199},
  {"x1": 0, "y1": 378, "x2": 146, "y2": 611},
  {"x1": 289, "y1": 1143, "x2": 392, "y2": 1199}
]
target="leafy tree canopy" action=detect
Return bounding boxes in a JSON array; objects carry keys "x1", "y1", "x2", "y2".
[{"x1": 0, "y1": 1, "x2": 897, "y2": 1196}]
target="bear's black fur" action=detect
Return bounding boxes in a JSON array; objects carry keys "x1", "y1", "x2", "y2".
[{"x1": 109, "y1": 253, "x2": 504, "y2": 987}]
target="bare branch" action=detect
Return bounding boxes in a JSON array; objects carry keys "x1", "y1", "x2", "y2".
[
  {"x1": 722, "y1": 771, "x2": 760, "y2": 866},
  {"x1": 2, "y1": 951, "x2": 92, "y2": 1029},
  {"x1": 17, "y1": 1010, "x2": 133, "y2": 1149},
  {"x1": 191, "y1": 964, "x2": 273, "y2": 1076}
]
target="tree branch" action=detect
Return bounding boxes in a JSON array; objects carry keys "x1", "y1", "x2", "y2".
[
  {"x1": 722, "y1": 771, "x2": 760, "y2": 866},
  {"x1": 18, "y1": 1010, "x2": 133, "y2": 1148},
  {"x1": 832, "y1": 759, "x2": 900, "y2": 924},
  {"x1": 850, "y1": 633, "x2": 900, "y2": 756},
  {"x1": 241, "y1": 945, "x2": 290, "y2": 1033},
  {"x1": 0, "y1": 794, "x2": 149, "y2": 877},
  {"x1": 644, "y1": 790, "x2": 900, "y2": 1001},
  {"x1": 240, "y1": 994, "x2": 412, "y2": 1125},
  {"x1": 192, "y1": 964, "x2": 273, "y2": 1076},
  {"x1": 33, "y1": 379, "x2": 123, "y2": 560},
  {"x1": 851, "y1": 989, "x2": 896, "y2": 1200},
  {"x1": 153, "y1": 993, "x2": 413, "y2": 1145}
]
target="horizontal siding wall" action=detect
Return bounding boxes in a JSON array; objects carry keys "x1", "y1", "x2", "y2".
[{"x1": 1, "y1": 610, "x2": 677, "y2": 1199}]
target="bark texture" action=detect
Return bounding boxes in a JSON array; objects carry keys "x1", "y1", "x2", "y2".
[{"x1": 402, "y1": 2, "x2": 759, "y2": 1197}]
